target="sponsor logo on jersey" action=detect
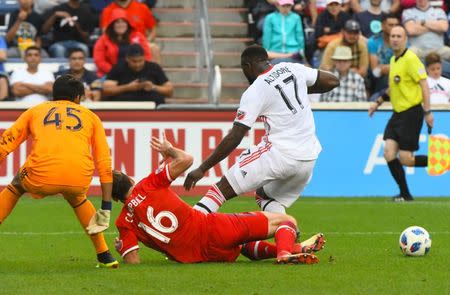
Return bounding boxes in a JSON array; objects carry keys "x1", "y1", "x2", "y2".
[
  {"x1": 236, "y1": 110, "x2": 246, "y2": 121},
  {"x1": 240, "y1": 170, "x2": 247, "y2": 178}
]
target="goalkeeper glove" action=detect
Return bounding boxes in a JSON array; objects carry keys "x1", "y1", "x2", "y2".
[{"x1": 86, "y1": 209, "x2": 110, "y2": 235}]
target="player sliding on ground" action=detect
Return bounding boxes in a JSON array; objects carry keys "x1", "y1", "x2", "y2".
[
  {"x1": 0, "y1": 75, "x2": 118, "y2": 268},
  {"x1": 184, "y1": 44, "x2": 340, "y2": 214},
  {"x1": 112, "y1": 133, "x2": 325, "y2": 264}
]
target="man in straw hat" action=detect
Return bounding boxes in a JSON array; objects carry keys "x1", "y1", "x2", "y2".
[{"x1": 320, "y1": 46, "x2": 366, "y2": 102}]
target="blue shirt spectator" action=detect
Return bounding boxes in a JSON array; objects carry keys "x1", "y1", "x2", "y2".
[
  {"x1": 367, "y1": 32, "x2": 393, "y2": 65},
  {"x1": 263, "y1": 0, "x2": 306, "y2": 63}
]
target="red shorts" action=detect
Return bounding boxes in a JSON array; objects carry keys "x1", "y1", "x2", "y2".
[{"x1": 204, "y1": 212, "x2": 268, "y2": 262}]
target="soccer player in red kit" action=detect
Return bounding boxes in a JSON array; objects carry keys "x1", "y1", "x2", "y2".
[{"x1": 113, "y1": 133, "x2": 325, "y2": 264}]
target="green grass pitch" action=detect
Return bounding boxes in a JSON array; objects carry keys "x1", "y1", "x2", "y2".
[{"x1": 1, "y1": 196, "x2": 450, "y2": 295}]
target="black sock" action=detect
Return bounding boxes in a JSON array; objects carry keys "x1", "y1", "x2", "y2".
[
  {"x1": 387, "y1": 158, "x2": 410, "y2": 196},
  {"x1": 414, "y1": 155, "x2": 428, "y2": 167}
]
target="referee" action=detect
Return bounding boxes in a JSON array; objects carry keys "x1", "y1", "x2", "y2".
[{"x1": 368, "y1": 25, "x2": 434, "y2": 202}]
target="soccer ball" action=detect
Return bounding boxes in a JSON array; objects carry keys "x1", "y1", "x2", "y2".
[{"x1": 399, "y1": 226, "x2": 432, "y2": 256}]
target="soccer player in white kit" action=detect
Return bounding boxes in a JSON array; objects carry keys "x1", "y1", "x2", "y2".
[{"x1": 184, "y1": 45, "x2": 339, "y2": 214}]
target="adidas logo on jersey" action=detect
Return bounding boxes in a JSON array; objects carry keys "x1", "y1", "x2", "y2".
[{"x1": 241, "y1": 170, "x2": 247, "y2": 178}]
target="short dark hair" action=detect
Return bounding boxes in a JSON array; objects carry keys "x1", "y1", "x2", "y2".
[
  {"x1": 68, "y1": 47, "x2": 86, "y2": 58},
  {"x1": 126, "y1": 43, "x2": 144, "y2": 57},
  {"x1": 241, "y1": 44, "x2": 268, "y2": 64},
  {"x1": 24, "y1": 46, "x2": 41, "y2": 55},
  {"x1": 112, "y1": 170, "x2": 134, "y2": 202},
  {"x1": 52, "y1": 74, "x2": 85, "y2": 101},
  {"x1": 425, "y1": 52, "x2": 441, "y2": 67},
  {"x1": 382, "y1": 13, "x2": 398, "y2": 22}
]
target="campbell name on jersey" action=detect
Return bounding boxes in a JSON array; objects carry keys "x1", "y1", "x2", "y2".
[{"x1": 235, "y1": 62, "x2": 322, "y2": 160}]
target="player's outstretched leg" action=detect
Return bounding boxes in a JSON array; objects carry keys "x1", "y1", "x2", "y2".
[
  {"x1": 275, "y1": 220, "x2": 317, "y2": 264},
  {"x1": 241, "y1": 240, "x2": 277, "y2": 260},
  {"x1": 0, "y1": 184, "x2": 22, "y2": 224},
  {"x1": 67, "y1": 196, "x2": 119, "y2": 268},
  {"x1": 241, "y1": 233, "x2": 325, "y2": 260},
  {"x1": 194, "y1": 178, "x2": 236, "y2": 214}
]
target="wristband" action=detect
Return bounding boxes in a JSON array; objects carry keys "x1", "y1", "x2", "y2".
[
  {"x1": 101, "y1": 200, "x2": 112, "y2": 210},
  {"x1": 424, "y1": 110, "x2": 432, "y2": 115}
]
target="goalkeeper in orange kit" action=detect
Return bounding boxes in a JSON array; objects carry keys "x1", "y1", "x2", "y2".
[{"x1": 0, "y1": 75, "x2": 118, "y2": 268}]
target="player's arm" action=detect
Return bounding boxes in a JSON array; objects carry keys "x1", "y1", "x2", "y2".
[
  {"x1": 198, "y1": 123, "x2": 248, "y2": 172},
  {"x1": 369, "y1": 88, "x2": 390, "y2": 117},
  {"x1": 87, "y1": 114, "x2": 113, "y2": 235},
  {"x1": 183, "y1": 123, "x2": 248, "y2": 190},
  {"x1": 0, "y1": 110, "x2": 31, "y2": 163},
  {"x1": 151, "y1": 132, "x2": 193, "y2": 180},
  {"x1": 307, "y1": 70, "x2": 340, "y2": 94}
]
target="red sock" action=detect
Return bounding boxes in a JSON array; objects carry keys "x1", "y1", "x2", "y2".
[
  {"x1": 292, "y1": 243, "x2": 302, "y2": 254},
  {"x1": 241, "y1": 241, "x2": 277, "y2": 260},
  {"x1": 275, "y1": 221, "x2": 297, "y2": 258}
]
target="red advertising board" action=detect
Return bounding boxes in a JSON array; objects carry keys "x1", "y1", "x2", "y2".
[{"x1": 0, "y1": 110, "x2": 263, "y2": 196}]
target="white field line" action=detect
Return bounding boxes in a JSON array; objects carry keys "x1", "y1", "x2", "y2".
[{"x1": 1, "y1": 231, "x2": 450, "y2": 236}]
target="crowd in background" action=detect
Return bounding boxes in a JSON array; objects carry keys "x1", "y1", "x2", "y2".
[
  {"x1": 0, "y1": 0, "x2": 450, "y2": 104},
  {"x1": 0, "y1": 0, "x2": 171, "y2": 105},
  {"x1": 248, "y1": 0, "x2": 450, "y2": 103}
]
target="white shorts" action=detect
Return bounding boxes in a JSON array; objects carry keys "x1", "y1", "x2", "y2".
[{"x1": 225, "y1": 142, "x2": 316, "y2": 207}]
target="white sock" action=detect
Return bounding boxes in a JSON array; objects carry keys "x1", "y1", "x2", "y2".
[
  {"x1": 257, "y1": 198, "x2": 286, "y2": 214},
  {"x1": 193, "y1": 184, "x2": 226, "y2": 214}
]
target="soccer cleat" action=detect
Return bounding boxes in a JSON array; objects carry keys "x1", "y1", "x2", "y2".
[
  {"x1": 96, "y1": 251, "x2": 119, "y2": 269},
  {"x1": 299, "y1": 233, "x2": 326, "y2": 253},
  {"x1": 392, "y1": 194, "x2": 414, "y2": 202},
  {"x1": 276, "y1": 253, "x2": 319, "y2": 265}
]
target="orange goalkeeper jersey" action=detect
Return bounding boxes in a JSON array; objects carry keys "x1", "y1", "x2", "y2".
[{"x1": 0, "y1": 100, "x2": 112, "y2": 187}]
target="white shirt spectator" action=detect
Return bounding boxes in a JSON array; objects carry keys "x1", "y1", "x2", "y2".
[
  {"x1": 402, "y1": 6, "x2": 447, "y2": 50},
  {"x1": 427, "y1": 76, "x2": 450, "y2": 104},
  {"x1": 10, "y1": 67, "x2": 55, "y2": 103}
]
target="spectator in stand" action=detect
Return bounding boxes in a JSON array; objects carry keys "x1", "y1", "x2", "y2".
[
  {"x1": 367, "y1": 13, "x2": 399, "y2": 93},
  {"x1": 10, "y1": 46, "x2": 54, "y2": 104},
  {"x1": 33, "y1": 0, "x2": 68, "y2": 15},
  {"x1": 102, "y1": 44, "x2": 173, "y2": 105},
  {"x1": 307, "y1": 0, "x2": 350, "y2": 27},
  {"x1": 55, "y1": 48, "x2": 101, "y2": 101},
  {"x1": 41, "y1": 0, "x2": 94, "y2": 57},
  {"x1": 320, "y1": 46, "x2": 367, "y2": 102},
  {"x1": 262, "y1": 0, "x2": 306, "y2": 64},
  {"x1": 352, "y1": 0, "x2": 385, "y2": 38},
  {"x1": 314, "y1": 0, "x2": 351, "y2": 50},
  {"x1": 320, "y1": 19, "x2": 369, "y2": 77},
  {"x1": 0, "y1": 36, "x2": 8, "y2": 101},
  {"x1": 349, "y1": 0, "x2": 400, "y2": 14},
  {"x1": 100, "y1": 0, "x2": 161, "y2": 63},
  {"x1": 425, "y1": 52, "x2": 450, "y2": 104},
  {"x1": 403, "y1": 0, "x2": 450, "y2": 61},
  {"x1": 5, "y1": 0, "x2": 47, "y2": 58},
  {"x1": 248, "y1": 0, "x2": 305, "y2": 42},
  {"x1": 94, "y1": 9, "x2": 152, "y2": 77},
  {"x1": 87, "y1": 0, "x2": 113, "y2": 27}
]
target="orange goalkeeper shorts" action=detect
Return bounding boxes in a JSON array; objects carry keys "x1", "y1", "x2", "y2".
[{"x1": 18, "y1": 166, "x2": 88, "y2": 201}]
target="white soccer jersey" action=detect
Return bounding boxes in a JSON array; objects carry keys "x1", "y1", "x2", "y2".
[
  {"x1": 234, "y1": 62, "x2": 322, "y2": 160},
  {"x1": 427, "y1": 76, "x2": 450, "y2": 104}
]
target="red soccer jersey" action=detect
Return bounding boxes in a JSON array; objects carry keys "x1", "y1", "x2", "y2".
[{"x1": 115, "y1": 164, "x2": 209, "y2": 263}]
